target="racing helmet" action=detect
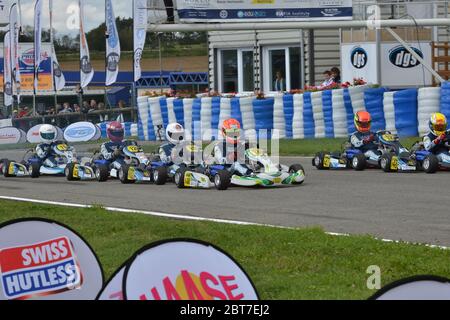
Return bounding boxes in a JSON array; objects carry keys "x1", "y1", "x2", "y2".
[
  {"x1": 107, "y1": 121, "x2": 124, "y2": 143},
  {"x1": 166, "y1": 123, "x2": 185, "y2": 145},
  {"x1": 354, "y1": 111, "x2": 372, "y2": 133},
  {"x1": 429, "y1": 112, "x2": 447, "y2": 136},
  {"x1": 39, "y1": 124, "x2": 57, "y2": 144},
  {"x1": 222, "y1": 118, "x2": 241, "y2": 145}
]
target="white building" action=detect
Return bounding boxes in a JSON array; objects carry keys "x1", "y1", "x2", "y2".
[{"x1": 207, "y1": 0, "x2": 450, "y2": 93}]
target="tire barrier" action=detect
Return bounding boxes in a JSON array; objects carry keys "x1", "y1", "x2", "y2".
[{"x1": 133, "y1": 83, "x2": 450, "y2": 142}]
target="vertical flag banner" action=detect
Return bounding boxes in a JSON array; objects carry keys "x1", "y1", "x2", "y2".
[
  {"x1": 49, "y1": 0, "x2": 65, "y2": 91},
  {"x1": 34, "y1": 0, "x2": 43, "y2": 93},
  {"x1": 133, "y1": 0, "x2": 147, "y2": 82},
  {"x1": 79, "y1": 0, "x2": 94, "y2": 88},
  {"x1": 10, "y1": 2, "x2": 21, "y2": 99},
  {"x1": 105, "y1": 0, "x2": 120, "y2": 86},
  {"x1": 3, "y1": 32, "x2": 13, "y2": 107}
]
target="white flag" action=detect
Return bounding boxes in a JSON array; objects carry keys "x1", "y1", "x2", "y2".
[
  {"x1": 3, "y1": 32, "x2": 13, "y2": 107},
  {"x1": 34, "y1": 0, "x2": 43, "y2": 93},
  {"x1": 79, "y1": 0, "x2": 94, "y2": 88},
  {"x1": 133, "y1": 0, "x2": 147, "y2": 82},
  {"x1": 105, "y1": 0, "x2": 120, "y2": 86},
  {"x1": 9, "y1": 3, "x2": 20, "y2": 99},
  {"x1": 49, "y1": 0, "x2": 65, "y2": 91}
]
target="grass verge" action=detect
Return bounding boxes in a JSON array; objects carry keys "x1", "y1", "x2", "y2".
[{"x1": 0, "y1": 199, "x2": 449, "y2": 300}]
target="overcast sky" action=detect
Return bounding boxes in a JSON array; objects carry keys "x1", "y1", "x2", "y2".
[{"x1": 20, "y1": 0, "x2": 132, "y2": 36}]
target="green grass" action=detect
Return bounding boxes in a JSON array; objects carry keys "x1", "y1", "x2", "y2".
[{"x1": 1, "y1": 199, "x2": 449, "y2": 300}]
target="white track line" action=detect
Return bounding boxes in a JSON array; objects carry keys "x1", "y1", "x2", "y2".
[{"x1": 0, "y1": 195, "x2": 448, "y2": 250}]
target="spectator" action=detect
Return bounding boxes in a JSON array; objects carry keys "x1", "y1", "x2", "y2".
[
  {"x1": 118, "y1": 100, "x2": 126, "y2": 109},
  {"x1": 98, "y1": 102, "x2": 108, "y2": 122},
  {"x1": 59, "y1": 102, "x2": 73, "y2": 114},
  {"x1": 47, "y1": 107, "x2": 56, "y2": 116},
  {"x1": 320, "y1": 70, "x2": 335, "y2": 88},
  {"x1": 331, "y1": 67, "x2": 341, "y2": 84},
  {"x1": 11, "y1": 110, "x2": 18, "y2": 119},
  {"x1": 73, "y1": 104, "x2": 81, "y2": 113},
  {"x1": 18, "y1": 107, "x2": 30, "y2": 118},
  {"x1": 273, "y1": 71, "x2": 285, "y2": 92},
  {"x1": 81, "y1": 101, "x2": 90, "y2": 114},
  {"x1": 88, "y1": 99, "x2": 98, "y2": 113}
]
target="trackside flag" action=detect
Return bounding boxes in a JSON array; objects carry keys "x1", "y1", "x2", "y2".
[
  {"x1": 133, "y1": 0, "x2": 147, "y2": 82},
  {"x1": 3, "y1": 32, "x2": 13, "y2": 107},
  {"x1": 49, "y1": 0, "x2": 65, "y2": 91},
  {"x1": 10, "y1": 2, "x2": 21, "y2": 99},
  {"x1": 105, "y1": 0, "x2": 120, "y2": 86},
  {"x1": 34, "y1": 0, "x2": 43, "y2": 93},
  {"x1": 79, "y1": 0, "x2": 94, "y2": 88}
]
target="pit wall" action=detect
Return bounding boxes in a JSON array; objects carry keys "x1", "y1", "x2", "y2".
[{"x1": 136, "y1": 84, "x2": 448, "y2": 141}]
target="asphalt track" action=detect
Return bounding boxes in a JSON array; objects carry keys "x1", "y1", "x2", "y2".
[{"x1": 1, "y1": 147, "x2": 450, "y2": 246}]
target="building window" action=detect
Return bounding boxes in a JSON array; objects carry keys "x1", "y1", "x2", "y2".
[
  {"x1": 218, "y1": 49, "x2": 255, "y2": 93},
  {"x1": 263, "y1": 46, "x2": 302, "y2": 92}
]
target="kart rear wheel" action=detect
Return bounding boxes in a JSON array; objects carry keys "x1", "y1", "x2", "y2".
[
  {"x1": 423, "y1": 154, "x2": 439, "y2": 174},
  {"x1": 214, "y1": 170, "x2": 231, "y2": 191},
  {"x1": 95, "y1": 165, "x2": 109, "y2": 182},
  {"x1": 65, "y1": 163, "x2": 80, "y2": 181},
  {"x1": 119, "y1": 165, "x2": 135, "y2": 184},
  {"x1": 380, "y1": 154, "x2": 395, "y2": 173},
  {"x1": 29, "y1": 162, "x2": 41, "y2": 178},
  {"x1": 153, "y1": 167, "x2": 168, "y2": 185},
  {"x1": 175, "y1": 168, "x2": 187, "y2": 189},
  {"x1": 289, "y1": 164, "x2": 305, "y2": 185},
  {"x1": 352, "y1": 154, "x2": 367, "y2": 171},
  {"x1": 3, "y1": 160, "x2": 16, "y2": 177},
  {"x1": 313, "y1": 152, "x2": 328, "y2": 170}
]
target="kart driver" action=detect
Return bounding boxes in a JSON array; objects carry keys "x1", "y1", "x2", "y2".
[
  {"x1": 158, "y1": 123, "x2": 186, "y2": 165},
  {"x1": 100, "y1": 121, "x2": 137, "y2": 170},
  {"x1": 35, "y1": 124, "x2": 62, "y2": 167},
  {"x1": 349, "y1": 111, "x2": 380, "y2": 158},
  {"x1": 424, "y1": 112, "x2": 450, "y2": 158},
  {"x1": 213, "y1": 118, "x2": 253, "y2": 176}
]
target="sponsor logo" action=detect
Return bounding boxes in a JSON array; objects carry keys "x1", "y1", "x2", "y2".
[
  {"x1": 80, "y1": 56, "x2": 92, "y2": 74},
  {"x1": 21, "y1": 48, "x2": 49, "y2": 67},
  {"x1": 321, "y1": 8, "x2": 342, "y2": 17},
  {"x1": 107, "y1": 53, "x2": 120, "y2": 72},
  {"x1": 65, "y1": 126, "x2": 95, "y2": 139},
  {"x1": 351, "y1": 47, "x2": 368, "y2": 69},
  {"x1": 389, "y1": 46, "x2": 423, "y2": 68},
  {"x1": 0, "y1": 237, "x2": 82, "y2": 300},
  {"x1": 4, "y1": 82, "x2": 12, "y2": 95},
  {"x1": 139, "y1": 270, "x2": 245, "y2": 300},
  {"x1": 53, "y1": 62, "x2": 62, "y2": 78},
  {"x1": 134, "y1": 48, "x2": 143, "y2": 69},
  {"x1": 220, "y1": 10, "x2": 228, "y2": 19}
]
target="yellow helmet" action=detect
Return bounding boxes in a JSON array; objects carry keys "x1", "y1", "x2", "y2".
[{"x1": 429, "y1": 113, "x2": 447, "y2": 136}]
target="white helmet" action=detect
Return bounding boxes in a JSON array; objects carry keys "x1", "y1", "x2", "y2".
[
  {"x1": 166, "y1": 123, "x2": 185, "y2": 145},
  {"x1": 39, "y1": 124, "x2": 57, "y2": 144}
]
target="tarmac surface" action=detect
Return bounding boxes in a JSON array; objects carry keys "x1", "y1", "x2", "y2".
[{"x1": 1, "y1": 146, "x2": 450, "y2": 246}]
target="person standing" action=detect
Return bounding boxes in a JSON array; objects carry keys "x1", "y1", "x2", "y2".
[{"x1": 274, "y1": 71, "x2": 285, "y2": 92}]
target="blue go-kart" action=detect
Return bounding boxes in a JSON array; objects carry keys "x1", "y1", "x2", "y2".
[{"x1": 411, "y1": 130, "x2": 450, "y2": 174}]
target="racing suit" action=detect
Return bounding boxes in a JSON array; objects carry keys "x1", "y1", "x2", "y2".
[
  {"x1": 213, "y1": 141, "x2": 253, "y2": 176},
  {"x1": 349, "y1": 131, "x2": 380, "y2": 160},
  {"x1": 100, "y1": 141, "x2": 127, "y2": 170},
  {"x1": 423, "y1": 132, "x2": 450, "y2": 162},
  {"x1": 35, "y1": 142, "x2": 60, "y2": 167}
]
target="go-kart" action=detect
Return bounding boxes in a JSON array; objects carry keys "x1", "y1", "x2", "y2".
[
  {"x1": 2, "y1": 141, "x2": 93, "y2": 179},
  {"x1": 376, "y1": 131, "x2": 417, "y2": 173},
  {"x1": 84, "y1": 141, "x2": 152, "y2": 184},
  {"x1": 150, "y1": 142, "x2": 212, "y2": 189},
  {"x1": 410, "y1": 130, "x2": 450, "y2": 174},
  {"x1": 178, "y1": 148, "x2": 306, "y2": 190}
]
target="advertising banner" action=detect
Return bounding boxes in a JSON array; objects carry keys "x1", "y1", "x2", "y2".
[
  {"x1": 0, "y1": 218, "x2": 104, "y2": 300},
  {"x1": 0, "y1": 43, "x2": 53, "y2": 92},
  {"x1": 123, "y1": 239, "x2": 259, "y2": 300},
  {"x1": 79, "y1": 0, "x2": 94, "y2": 88},
  {"x1": 0, "y1": 0, "x2": 9, "y2": 25},
  {"x1": 105, "y1": 0, "x2": 120, "y2": 86},
  {"x1": 176, "y1": 0, "x2": 353, "y2": 22},
  {"x1": 341, "y1": 43, "x2": 378, "y2": 84},
  {"x1": 133, "y1": 0, "x2": 148, "y2": 82}
]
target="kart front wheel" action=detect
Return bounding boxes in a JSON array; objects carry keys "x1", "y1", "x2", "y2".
[
  {"x1": 65, "y1": 163, "x2": 80, "y2": 181},
  {"x1": 95, "y1": 165, "x2": 109, "y2": 182},
  {"x1": 352, "y1": 154, "x2": 367, "y2": 171},
  {"x1": 2, "y1": 160, "x2": 16, "y2": 177},
  {"x1": 119, "y1": 165, "x2": 135, "y2": 184},
  {"x1": 313, "y1": 152, "x2": 328, "y2": 170},
  {"x1": 380, "y1": 154, "x2": 395, "y2": 173},
  {"x1": 29, "y1": 162, "x2": 41, "y2": 178},
  {"x1": 214, "y1": 170, "x2": 231, "y2": 191},
  {"x1": 153, "y1": 167, "x2": 168, "y2": 185},
  {"x1": 423, "y1": 155, "x2": 439, "y2": 174},
  {"x1": 175, "y1": 168, "x2": 187, "y2": 189},
  {"x1": 289, "y1": 164, "x2": 305, "y2": 185}
]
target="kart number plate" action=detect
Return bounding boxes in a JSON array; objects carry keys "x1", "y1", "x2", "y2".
[
  {"x1": 391, "y1": 156, "x2": 399, "y2": 171},
  {"x1": 73, "y1": 165, "x2": 79, "y2": 178},
  {"x1": 323, "y1": 155, "x2": 331, "y2": 168},
  {"x1": 128, "y1": 167, "x2": 136, "y2": 180},
  {"x1": 57, "y1": 144, "x2": 69, "y2": 151},
  {"x1": 273, "y1": 177, "x2": 282, "y2": 184},
  {"x1": 8, "y1": 163, "x2": 15, "y2": 175},
  {"x1": 127, "y1": 146, "x2": 140, "y2": 153},
  {"x1": 184, "y1": 172, "x2": 192, "y2": 187}
]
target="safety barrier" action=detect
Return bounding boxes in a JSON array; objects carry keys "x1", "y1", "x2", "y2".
[{"x1": 135, "y1": 82, "x2": 450, "y2": 141}]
